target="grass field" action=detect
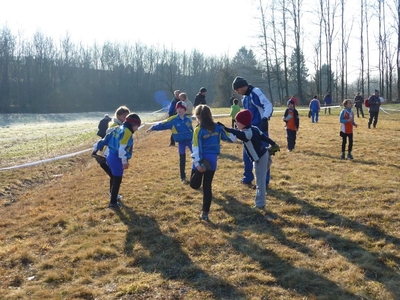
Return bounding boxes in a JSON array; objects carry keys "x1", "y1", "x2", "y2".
[{"x1": 0, "y1": 105, "x2": 399, "y2": 299}]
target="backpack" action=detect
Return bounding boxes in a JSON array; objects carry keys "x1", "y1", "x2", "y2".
[{"x1": 364, "y1": 98, "x2": 370, "y2": 107}]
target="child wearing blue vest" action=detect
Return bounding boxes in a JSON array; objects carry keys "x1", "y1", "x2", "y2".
[
  {"x1": 147, "y1": 101, "x2": 193, "y2": 183},
  {"x1": 106, "y1": 113, "x2": 141, "y2": 209},
  {"x1": 190, "y1": 105, "x2": 233, "y2": 221}
]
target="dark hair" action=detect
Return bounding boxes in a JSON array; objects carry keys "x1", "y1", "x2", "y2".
[
  {"x1": 195, "y1": 105, "x2": 214, "y2": 132},
  {"x1": 233, "y1": 99, "x2": 238, "y2": 105}
]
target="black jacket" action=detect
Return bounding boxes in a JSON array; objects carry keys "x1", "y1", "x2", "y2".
[{"x1": 194, "y1": 93, "x2": 206, "y2": 106}]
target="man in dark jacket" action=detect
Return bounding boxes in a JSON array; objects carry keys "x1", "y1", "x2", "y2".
[
  {"x1": 354, "y1": 92, "x2": 364, "y2": 118},
  {"x1": 97, "y1": 114, "x2": 111, "y2": 138},
  {"x1": 194, "y1": 87, "x2": 207, "y2": 107},
  {"x1": 368, "y1": 89, "x2": 381, "y2": 129}
]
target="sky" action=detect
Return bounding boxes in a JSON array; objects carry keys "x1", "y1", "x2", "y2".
[{"x1": 1, "y1": 0, "x2": 259, "y2": 58}]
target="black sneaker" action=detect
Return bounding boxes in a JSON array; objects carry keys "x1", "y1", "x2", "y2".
[
  {"x1": 200, "y1": 212, "x2": 209, "y2": 221},
  {"x1": 108, "y1": 203, "x2": 120, "y2": 210}
]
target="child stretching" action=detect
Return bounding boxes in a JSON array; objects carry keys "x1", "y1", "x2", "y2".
[
  {"x1": 191, "y1": 105, "x2": 233, "y2": 221},
  {"x1": 106, "y1": 113, "x2": 141, "y2": 209},
  {"x1": 220, "y1": 109, "x2": 280, "y2": 210},
  {"x1": 147, "y1": 101, "x2": 193, "y2": 183},
  {"x1": 92, "y1": 106, "x2": 130, "y2": 201},
  {"x1": 339, "y1": 99, "x2": 357, "y2": 159}
]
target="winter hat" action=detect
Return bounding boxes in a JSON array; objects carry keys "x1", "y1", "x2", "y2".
[
  {"x1": 124, "y1": 113, "x2": 141, "y2": 127},
  {"x1": 175, "y1": 101, "x2": 187, "y2": 111},
  {"x1": 232, "y1": 76, "x2": 248, "y2": 90},
  {"x1": 235, "y1": 109, "x2": 252, "y2": 127},
  {"x1": 199, "y1": 87, "x2": 207, "y2": 93}
]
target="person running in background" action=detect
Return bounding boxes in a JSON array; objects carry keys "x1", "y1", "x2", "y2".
[
  {"x1": 231, "y1": 76, "x2": 273, "y2": 189},
  {"x1": 229, "y1": 98, "x2": 241, "y2": 128},
  {"x1": 97, "y1": 114, "x2": 111, "y2": 138},
  {"x1": 147, "y1": 101, "x2": 193, "y2": 183},
  {"x1": 190, "y1": 105, "x2": 232, "y2": 222},
  {"x1": 339, "y1": 99, "x2": 357, "y2": 159},
  {"x1": 354, "y1": 92, "x2": 365, "y2": 118},
  {"x1": 324, "y1": 93, "x2": 332, "y2": 115},
  {"x1": 309, "y1": 95, "x2": 321, "y2": 123},
  {"x1": 283, "y1": 100, "x2": 299, "y2": 152},
  {"x1": 367, "y1": 89, "x2": 381, "y2": 129},
  {"x1": 106, "y1": 113, "x2": 141, "y2": 209},
  {"x1": 219, "y1": 109, "x2": 280, "y2": 211},
  {"x1": 168, "y1": 90, "x2": 181, "y2": 146}
]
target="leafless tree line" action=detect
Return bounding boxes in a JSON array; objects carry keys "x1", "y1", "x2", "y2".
[{"x1": 1, "y1": 0, "x2": 399, "y2": 113}]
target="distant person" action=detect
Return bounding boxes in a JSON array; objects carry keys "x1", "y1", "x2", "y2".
[
  {"x1": 190, "y1": 105, "x2": 232, "y2": 222},
  {"x1": 168, "y1": 90, "x2": 181, "y2": 146},
  {"x1": 229, "y1": 98, "x2": 241, "y2": 128},
  {"x1": 219, "y1": 110, "x2": 280, "y2": 211},
  {"x1": 97, "y1": 114, "x2": 111, "y2": 138},
  {"x1": 147, "y1": 101, "x2": 193, "y2": 183},
  {"x1": 179, "y1": 92, "x2": 193, "y2": 116},
  {"x1": 194, "y1": 87, "x2": 207, "y2": 107},
  {"x1": 92, "y1": 106, "x2": 130, "y2": 204},
  {"x1": 324, "y1": 93, "x2": 332, "y2": 114},
  {"x1": 354, "y1": 92, "x2": 365, "y2": 118},
  {"x1": 232, "y1": 76, "x2": 273, "y2": 188},
  {"x1": 309, "y1": 95, "x2": 321, "y2": 123},
  {"x1": 106, "y1": 113, "x2": 141, "y2": 209},
  {"x1": 367, "y1": 89, "x2": 381, "y2": 129},
  {"x1": 283, "y1": 100, "x2": 299, "y2": 152},
  {"x1": 339, "y1": 99, "x2": 357, "y2": 159}
]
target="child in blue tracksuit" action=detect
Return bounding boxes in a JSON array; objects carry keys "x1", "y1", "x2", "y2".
[
  {"x1": 309, "y1": 95, "x2": 321, "y2": 123},
  {"x1": 190, "y1": 105, "x2": 232, "y2": 221},
  {"x1": 106, "y1": 113, "x2": 141, "y2": 209},
  {"x1": 232, "y1": 76, "x2": 273, "y2": 188},
  {"x1": 147, "y1": 101, "x2": 193, "y2": 183},
  {"x1": 221, "y1": 110, "x2": 280, "y2": 210}
]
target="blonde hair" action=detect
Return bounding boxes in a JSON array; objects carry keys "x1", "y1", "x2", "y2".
[
  {"x1": 179, "y1": 92, "x2": 187, "y2": 101},
  {"x1": 114, "y1": 106, "x2": 130, "y2": 118}
]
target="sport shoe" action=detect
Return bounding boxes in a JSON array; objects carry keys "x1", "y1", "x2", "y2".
[
  {"x1": 340, "y1": 153, "x2": 345, "y2": 159},
  {"x1": 180, "y1": 178, "x2": 189, "y2": 184},
  {"x1": 347, "y1": 153, "x2": 353, "y2": 160},
  {"x1": 241, "y1": 181, "x2": 256, "y2": 189},
  {"x1": 251, "y1": 205, "x2": 266, "y2": 211},
  {"x1": 200, "y1": 212, "x2": 209, "y2": 221},
  {"x1": 108, "y1": 203, "x2": 120, "y2": 210}
]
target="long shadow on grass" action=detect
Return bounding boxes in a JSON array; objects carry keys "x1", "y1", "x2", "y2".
[
  {"x1": 214, "y1": 194, "x2": 358, "y2": 298},
  {"x1": 303, "y1": 150, "x2": 400, "y2": 170},
  {"x1": 113, "y1": 205, "x2": 246, "y2": 299},
  {"x1": 269, "y1": 188, "x2": 400, "y2": 299}
]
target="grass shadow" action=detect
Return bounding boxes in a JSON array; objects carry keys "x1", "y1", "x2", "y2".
[
  {"x1": 113, "y1": 205, "x2": 246, "y2": 299},
  {"x1": 269, "y1": 188, "x2": 400, "y2": 298}
]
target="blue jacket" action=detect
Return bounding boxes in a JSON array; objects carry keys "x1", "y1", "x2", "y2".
[
  {"x1": 107, "y1": 123, "x2": 134, "y2": 164},
  {"x1": 368, "y1": 94, "x2": 381, "y2": 112},
  {"x1": 241, "y1": 85, "x2": 273, "y2": 128},
  {"x1": 191, "y1": 123, "x2": 232, "y2": 167},
  {"x1": 168, "y1": 97, "x2": 179, "y2": 117},
  {"x1": 151, "y1": 114, "x2": 193, "y2": 142}
]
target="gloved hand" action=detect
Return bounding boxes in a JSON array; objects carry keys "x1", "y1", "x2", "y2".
[
  {"x1": 261, "y1": 118, "x2": 269, "y2": 132},
  {"x1": 267, "y1": 143, "x2": 280, "y2": 156}
]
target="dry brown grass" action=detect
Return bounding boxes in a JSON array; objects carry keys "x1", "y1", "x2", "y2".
[{"x1": 1, "y1": 107, "x2": 400, "y2": 299}]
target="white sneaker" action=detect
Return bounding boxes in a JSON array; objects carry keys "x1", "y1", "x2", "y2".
[{"x1": 110, "y1": 193, "x2": 122, "y2": 201}]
